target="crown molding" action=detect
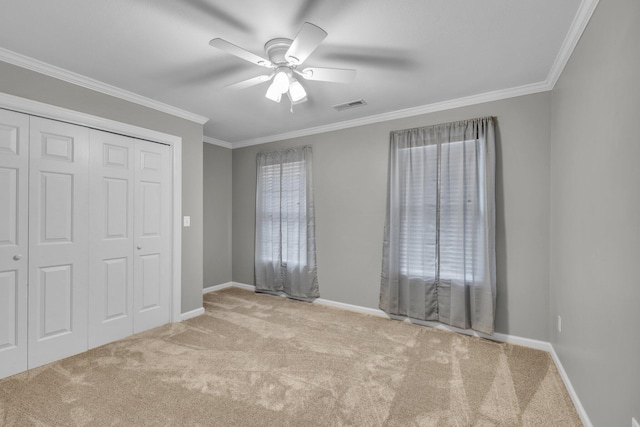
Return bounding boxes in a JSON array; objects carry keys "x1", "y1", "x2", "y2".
[
  {"x1": 0, "y1": 47, "x2": 209, "y2": 125},
  {"x1": 203, "y1": 136, "x2": 233, "y2": 149},
  {"x1": 546, "y1": 0, "x2": 600, "y2": 88},
  {"x1": 231, "y1": 80, "x2": 551, "y2": 148},
  {"x1": 0, "y1": 91, "x2": 180, "y2": 145}
]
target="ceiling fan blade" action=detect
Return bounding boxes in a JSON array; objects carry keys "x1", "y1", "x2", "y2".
[
  {"x1": 209, "y1": 38, "x2": 273, "y2": 68},
  {"x1": 225, "y1": 73, "x2": 274, "y2": 89},
  {"x1": 299, "y1": 67, "x2": 356, "y2": 83},
  {"x1": 285, "y1": 22, "x2": 327, "y2": 65}
]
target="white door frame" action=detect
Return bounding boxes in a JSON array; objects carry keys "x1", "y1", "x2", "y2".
[{"x1": 0, "y1": 92, "x2": 183, "y2": 323}]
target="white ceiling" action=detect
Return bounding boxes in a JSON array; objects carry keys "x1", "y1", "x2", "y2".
[{"x1": 0, "y1": 0, "x2": 590, "y2": 146}]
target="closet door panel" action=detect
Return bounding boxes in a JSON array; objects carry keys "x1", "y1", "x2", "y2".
[
  {"x1": 0, "y1": 168, "x2": 18, "y2": 245},
  {"x1": 0, "y1": 271, "x2": 19, "y2": 341},
  {"x1": 88, "y1": 130, "x2": 135, "y2": 348},
  {"x1": 0, "y1": 109, "x2": 29, "y2": 379},
  {"x1": 134, "y1": 140, "x2": 171, "y2": 333},
  {"x1": 28, "y1": 117, "x2": 89, "y2": 369}
]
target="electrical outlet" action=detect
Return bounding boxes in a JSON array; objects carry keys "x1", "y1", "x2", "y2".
[
  {"x1": 632, "y1": 417, "x2": 639, "y2": 427},
  {"x1": 183, "y1": 216, "x2": 191, "y2": 227},
  {"x1": 557, "y1": 315, "x2": 562, "y2": 333}
]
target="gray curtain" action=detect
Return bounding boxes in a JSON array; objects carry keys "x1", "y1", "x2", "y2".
[
  {"x1": 380, "y1": 117, "x2": 496, "y2": 334},
  {"x1": 255, "y1": 146, "x2": 318, "y2": 301}
]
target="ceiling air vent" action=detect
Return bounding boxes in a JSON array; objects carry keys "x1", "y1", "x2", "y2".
[{"x1": 332, "y1": 99, "x2": 367, "y2": 112}]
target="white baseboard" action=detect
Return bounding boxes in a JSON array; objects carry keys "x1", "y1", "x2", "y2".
[
  {"x1": 203, "y1": 282, "x2": 235, "y2": 294},
  {"x1": 230, "y1": 282, "x2": 255, "y2": 291},
  {"x1": 548, "y1": 345, "x2": 593, "y2": 427},
  {"x1": 490, "y1": 332, "x2": 552, "y2": 352},
  {"x1": 389, "y1": 317, "x2": 552, "y2": 352},
  {"x1": 207, "y1": 282, "x2": 589, "y2": 424},
  {"x1": 314, "y1": 297, "x2": 387, "y2": 317},
  {"x1": 179, "y1": 307, "x2": 204, "y2": 321},
  {"x1": 203, "y1": 282, "x2": 255, "y2": 295}
]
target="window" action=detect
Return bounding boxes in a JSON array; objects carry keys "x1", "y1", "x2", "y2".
[
  {"x1": 254, "y1": 146, "x2": 318, "y2": 300},
  {"x1": 257, "y1": 159, "x2": 306, "y2": 267},
  {"x1": 398, "y1": 140, "x2": 485, "y2": 284}
]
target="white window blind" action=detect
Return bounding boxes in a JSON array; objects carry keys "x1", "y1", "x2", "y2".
[
  {"x1": 398, "y1": 139, "x2": 485, "y2": 284},
  {"x1": 258, "y1": 160, "x2": 306, "y2": 266}
]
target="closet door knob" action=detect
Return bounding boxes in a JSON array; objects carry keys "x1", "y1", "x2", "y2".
[
  {"x1": 137, "y1": 246, "x2": 142, "y2": 250},
  {"x1": 13, "y1": 254, "x2": 22, "y2": 261}
]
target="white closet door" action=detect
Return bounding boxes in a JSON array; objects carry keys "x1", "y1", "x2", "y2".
[
  {"x1": 133, "y1": 140, "x2": 171, "y2": 333},
  {"x1": 88, "y1": 130, "x2": 135, "y2": 348},
  {"x1": 28, "y1": 117, "x2": 89, "y2": 369},
  {"x1": 0, "y1": 109, "x2": 29, "y2": 378}
]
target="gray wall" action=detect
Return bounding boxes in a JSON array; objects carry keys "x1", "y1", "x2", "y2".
[
  {"x1": 204, "y1": 143, "x2": 233, "y2": 287},
  {"x1": 0, "y1": 61, "x2": 204, "y2": 313},
  {"x1": 233, "y1": 92, "x2": 552, "y2": 341},
  {"x1": 549, "y1": 0, "x2": 640, "y2": 425}
]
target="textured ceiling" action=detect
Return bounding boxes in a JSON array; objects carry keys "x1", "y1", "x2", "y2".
[{"x1": 0, "y1": 0, "x2": 585, "y2": 144}]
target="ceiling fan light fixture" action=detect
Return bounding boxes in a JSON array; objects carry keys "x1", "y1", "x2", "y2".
[
  {"x1": 272, "y1": 69, "x2": 291, "y2": 94},
  {"x1": 265, "y1": 82, "x2": 282, "y2": 103},
  {"x1": 210, "y1": 23, "x2": 356, "y2": 107},
  {"x1": 288, "y1": 78, "x2": 307, "y2": 103}
]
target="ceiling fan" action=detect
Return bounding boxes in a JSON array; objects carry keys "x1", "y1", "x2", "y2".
[{"x1": 209, "y1": 22, "x2": 356, "y2": 107}]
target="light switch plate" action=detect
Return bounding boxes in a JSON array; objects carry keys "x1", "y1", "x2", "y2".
[
  {"x1": 183, "y1": 216, "x2": 191, "y2": 227},
  {"x1": 632, "y1": 417, "x2": 639, "y2": 427}
]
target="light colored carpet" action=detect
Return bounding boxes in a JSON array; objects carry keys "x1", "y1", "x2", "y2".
[{"x1": 0, "y1": 287, "x2": 581, "y2": 426}]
